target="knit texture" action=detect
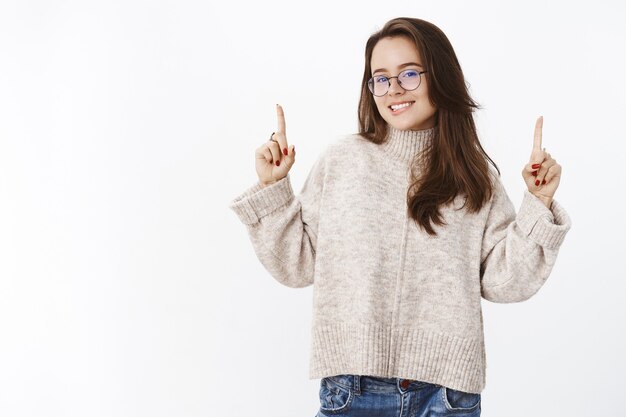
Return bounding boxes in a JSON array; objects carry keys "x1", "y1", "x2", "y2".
[{"x1": 228, "y1": 125, "x2": 572, "y2": 394}]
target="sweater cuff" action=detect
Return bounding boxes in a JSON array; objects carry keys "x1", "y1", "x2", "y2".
[
  {"x1": 228, "y1": 175, "x2": 294, "y2": 225},
  {"x1": 516, "y1": 190, "x2": 572, "y2": 249}
]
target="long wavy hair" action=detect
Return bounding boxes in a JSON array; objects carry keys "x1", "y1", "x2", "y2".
[{"x1": 357, "y1": 17, "x2": 500, "y2": 236}]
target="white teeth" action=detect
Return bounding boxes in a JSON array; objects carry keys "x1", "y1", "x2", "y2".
[{"x1": 390, "y1": 102, "x2": 413, "y2": 111}]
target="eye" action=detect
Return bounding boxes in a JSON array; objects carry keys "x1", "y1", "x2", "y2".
[
  {"x1": 401, "y1": 70, "x2": 418, "y2": 78},
  {"x1": 374, "y1": 76, "x2": 388, "y2": 83}
]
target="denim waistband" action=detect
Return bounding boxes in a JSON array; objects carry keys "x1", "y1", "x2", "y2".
[{"x1": 324, "y1": 374, "x2": 439, "y2": 394}]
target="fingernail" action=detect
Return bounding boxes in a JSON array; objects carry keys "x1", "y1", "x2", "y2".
[
  {"x1": 532, "y1": 170, "x2": 537, "y2": 176},
  {"x1": 276, "y1": 160, "x2": 280, "y2": 166},
  {"x1": 532, "y1": 163, "x2": 541, "y2": 169},
  {"x1": 535, "y1": 179, "x2": 540, "y2": 186},
  {"x1": 283, "y1": 148, "x2": 288, "y2": 155},
  {"x1": 542, "y1": 179, "x2": 546, "y2": 184}
]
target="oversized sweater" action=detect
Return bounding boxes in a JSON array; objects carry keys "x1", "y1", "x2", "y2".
[{"x1": 228, "y1": 125, "x2": 572, "y2": 394}]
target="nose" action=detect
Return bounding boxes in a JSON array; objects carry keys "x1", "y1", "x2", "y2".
[{"x1": 387, "y1": 77, "x2": 403, "y2": 95}]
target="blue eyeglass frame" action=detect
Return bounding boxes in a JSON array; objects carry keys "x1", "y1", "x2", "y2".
[{"x1": 367, "y1": 69, "x2": 429, "y2": 97}]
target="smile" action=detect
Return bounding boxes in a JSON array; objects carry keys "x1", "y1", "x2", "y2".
[{"x1": 389, "y1": 101, "x2": 415, "y2": 113}]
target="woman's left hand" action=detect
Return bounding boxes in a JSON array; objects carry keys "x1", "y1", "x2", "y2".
[{"x1": 521, "y1": 116, "x2": 561, "y2": 209}]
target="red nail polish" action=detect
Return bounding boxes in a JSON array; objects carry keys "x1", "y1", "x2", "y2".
[
  {"x1": 283, "y1": 148, "x2": 288, "y2": 155},
  {"x1": 542, "y1": 179, "x2": 546, "y2": 184},
  {"x1": 532, "y1": 170, "x2": 537, "y2": 176},
  {"x1": 535, "y1": 179, "x2": 540, "y2": 186},
  {"x1": 276, "y1": 160, "x2": 280, "y2": 166},
  {"x1": 532, "y1": 163, "x2": 541, "y2": 169}
]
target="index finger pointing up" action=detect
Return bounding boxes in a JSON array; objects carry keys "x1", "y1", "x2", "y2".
[
  {"x1": 276, "y1": 104, "x2": 286, "y2": 135},
  {"x1": 533, "y1": 115, "x2": 543, "y2": 151}
]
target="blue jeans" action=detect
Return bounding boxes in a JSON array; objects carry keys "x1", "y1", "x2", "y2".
[{"x1": 316, "y1": 374, "x2": 481, "y2": 417}]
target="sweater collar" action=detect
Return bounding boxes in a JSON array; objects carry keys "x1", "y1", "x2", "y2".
[{"x1": 381, "y1": 125, "x2": 435, "y2": 162}]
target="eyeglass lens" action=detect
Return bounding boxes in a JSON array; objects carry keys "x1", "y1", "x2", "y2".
[{"x1": 368, "y1": 69, "x2": 422, "y2": 96}]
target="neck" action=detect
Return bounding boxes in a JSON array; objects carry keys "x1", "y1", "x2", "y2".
[{"x1": 380, "y1": 124, "x2": 436, "y2": 162}]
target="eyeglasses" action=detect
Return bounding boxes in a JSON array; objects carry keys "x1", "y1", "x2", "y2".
[{"x1": 367, "y1": 69, "x2": 428, "y2": 97}]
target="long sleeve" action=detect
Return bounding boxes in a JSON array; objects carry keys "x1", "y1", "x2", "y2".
[
  {"x1": 228, "y1": 151, "x2": 327, "y2": 288},
  {"x1": 479, "y1": 175, "x2": 572, "y2": 303}
]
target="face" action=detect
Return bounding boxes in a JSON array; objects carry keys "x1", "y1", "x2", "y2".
[{"x1": 370, "y1": 36, "x2": 437, "y2": 130}]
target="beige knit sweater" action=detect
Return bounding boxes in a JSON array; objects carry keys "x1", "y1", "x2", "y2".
[{"x1": 228, "y1": 125, "x2": 572, "y2": 394}]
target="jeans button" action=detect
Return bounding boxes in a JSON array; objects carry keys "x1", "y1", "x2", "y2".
[{"x1": 400, "y1": 379, "x2": 410, "y2": 389}]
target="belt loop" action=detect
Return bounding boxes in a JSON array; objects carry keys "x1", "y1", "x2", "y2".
[{"x1": 353, "y1": 374, "x2": 361, "y2": 395}]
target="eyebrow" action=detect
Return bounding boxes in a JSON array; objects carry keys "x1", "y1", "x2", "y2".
[{"x1": 372, "y1": 62, "x2": 423, "y2": 75}]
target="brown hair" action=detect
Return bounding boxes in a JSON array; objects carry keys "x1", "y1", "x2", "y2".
[{"x1": 357, "y1": 17, "x2": 500, "y2": 236}]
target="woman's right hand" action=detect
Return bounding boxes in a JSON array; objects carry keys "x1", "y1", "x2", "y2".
[{"x1": 255, "y1": 104, "x2": 296, "y2": 187}]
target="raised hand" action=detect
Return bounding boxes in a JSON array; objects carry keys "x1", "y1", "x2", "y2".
[
  {"x1": 521, "y1": 116, "x2": 561, "y2": 208},
  {"x1": 255, "y1": 104, "x2": 296, "y2": 187}
]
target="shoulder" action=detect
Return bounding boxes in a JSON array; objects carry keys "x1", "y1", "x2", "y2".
[
  {"x1": 322, "y1": 132, "x2": 377, "y2": 160},
  {"x1": 486, "y1": 163, "x2": 500, "y2": 184},
  {"x1": 332, "y1": 132, "x2": 372, "y2": 150},
  {"x1": 481, "y1": 163, "x2": 512, "y2": 211},
  {"x1": 483, "y1": 164, "x2": 517, "y2": 215},
  {"x1": 486, "y1": 163, "x2": 506, "y2": 194},
  {"x1": 313, "y1": 133, "x2": 375, "y2": 164}
]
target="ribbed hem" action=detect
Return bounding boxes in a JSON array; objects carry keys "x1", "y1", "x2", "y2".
[
  {"x1": 228, "y1": 175, "x2": 294, "y2": 225},
  {"x1": 380, "y1": 125, "x2": 435, "y2": 162},
  {"x1": 309, "y1": 322, "x2": 486, "y2": 394},
  {"x1": 516, "y1": 191, "x2": 572, "y2": 249}
]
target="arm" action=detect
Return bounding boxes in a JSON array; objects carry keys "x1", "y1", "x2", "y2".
[
  {"x1": 228, "y1": 152, "x2": 327, "y2": 288},
  {"x1": 480, "y1": 176, "x2": 572, "y2": 303}
]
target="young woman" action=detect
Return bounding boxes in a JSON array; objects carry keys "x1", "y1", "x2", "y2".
[{"x1": 229, "y1": 17, "x2": 571, "y2": 417}]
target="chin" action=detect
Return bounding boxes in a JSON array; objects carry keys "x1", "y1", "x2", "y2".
[{"x1": 381, "y1": 112, "x2": 424, "y2": 130}]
